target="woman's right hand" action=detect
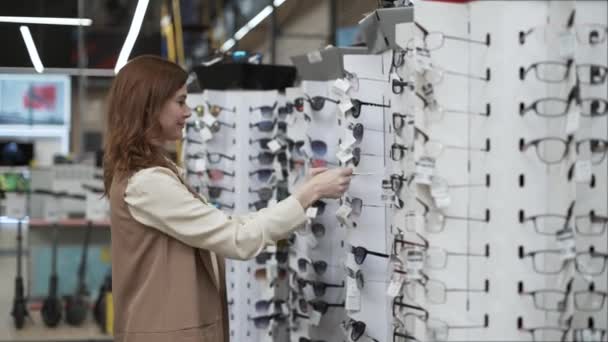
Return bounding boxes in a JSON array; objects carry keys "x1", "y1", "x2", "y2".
[{"x1": 293, "y1": 167, "x2": 353, "y2": 209}]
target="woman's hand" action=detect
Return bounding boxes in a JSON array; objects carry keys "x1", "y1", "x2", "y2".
[{"x1": 292, "y1": 167, "x2": 353, "y2": 209}]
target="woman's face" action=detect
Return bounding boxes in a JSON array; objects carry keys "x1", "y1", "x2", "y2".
[{"x1": 157, "y1": 84, "x2": 190, "y2": 142}]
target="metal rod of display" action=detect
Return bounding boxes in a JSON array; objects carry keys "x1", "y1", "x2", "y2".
[
  {"x1": 278, "y1": 32, "x2": 327, "y2": 40},
  {"x1": 0, "y1": 67, "x2": 115, "y2": 77},
  {"x1": 78, "y1": 0, "x2": 87, "y2": 155},
  {"x1": 329, "y1": 0, "x2": 337, "y2": 45},
  {"x1": 270, "y1": 0, "x2": 277, "y2": 64}
]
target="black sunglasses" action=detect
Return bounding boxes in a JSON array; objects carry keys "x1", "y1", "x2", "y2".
[{"x1": 249, "y1": 102, "x2": 278, "y2": 118}]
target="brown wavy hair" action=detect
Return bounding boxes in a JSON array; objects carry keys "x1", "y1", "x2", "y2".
[{"x1": 103, "y1": 55, "x2": 187, "y2": 196}]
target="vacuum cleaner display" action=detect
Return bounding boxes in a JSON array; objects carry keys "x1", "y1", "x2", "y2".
[
  {"x1": 11, "y1": 219, "x2": 29, "y2": 329},
  {"x1": 64, "y1": 220, "x2": 92, "y2": 326},
  {"x1": 41, "y1": 224, "x2": 62, "y2": 327}
]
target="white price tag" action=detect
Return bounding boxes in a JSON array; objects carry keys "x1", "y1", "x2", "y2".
[
  {"x1": 306, "y1": 207, "x2": 318, "y2": 218},
  {"x1": 386, "y1": 274, "x2": 404, "y2": 298},
  {"x1": 199, "y1": 126, "x2": 213, "y2": 142},
  {"x1": 85, "y1": 192, "x2": 108, "y2": 221},
  {"x1": 345, "y1": 277, "x2": 361, "y2": 311},
  {"x1": 405, "y1": 250, "x2": 424, "y2": 279},
  {"x1": 415, "y1": 51, "x2": 433, "y2": 71},
  {"x1": 336, "y1": 149, "x2": 354, "y2": 164},
  {"x1": 194, "y1": 158, "x2": 206, "y2": 172},
  {"x1": 267, "y1": 139, "x2": 283, "y2": 153},
  {"x1": 285, "y1": 111, "x2": 297, "y2": 126},
  {"x1": 433, "y1": 195, "x2": 451, "y2": 209},
  {"x1": 336, "y1": 204, "x2": 353, "y2": 227},
  {"x1": 307, "y1": 51, "x2": 323, "y2": 64},
  {"x1": 345, "y1": 254, "x2": 360, "y2": 272},
  {"x1": 265, "y1": 259, "x2": 279, "y2": 281},
  {"x1": 303, "y1": 284, "x2": 317, "y2": 301},
  {"x1": 332, "y1": 78, "x2": 352, "y2": 95},
  {"x1": 309, "y1": 310, "x2": 322, "y2": 326},
  {"x1": 43, "y1": 198, "x2": 62, "y2": 222},
  {"x1": 202, "y1": 113, "x2": 218, "y2": 127},
  {"x1": 338, "y1": 98, "x2": 354, "y2": 115},
  {"x1": 415, "y1": 157, "x2": 435, "y2": 185},
  {"x1": 556, "y1": 229, "x2": 576, "y2": 261},
  {"x1": 280, "y1": 302, "x2": 289, "y2": 315},
  {"x1": 4, "y1": 193, "x2": 27, "y2": 218},
  {"x1": 575, "y1": 159, "x2": 593, "y2": 183},
  {"x1": 340, "y1": 134, "x2": 358, "y2": 150},
  {"x1": 565, "y1": 107, "x2": 581, "y2": 135},
  {"x1": 559, "y1": 31, "x2": 575, "y2": 58}
]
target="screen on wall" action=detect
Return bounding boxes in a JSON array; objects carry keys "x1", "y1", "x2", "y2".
[{"x1": 0, "y1": 74, "x2": 70, "y2": 126}]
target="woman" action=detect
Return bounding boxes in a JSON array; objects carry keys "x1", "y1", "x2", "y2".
[{"x1": 103, "y1": 55, "x2": 352, "y2": 342}]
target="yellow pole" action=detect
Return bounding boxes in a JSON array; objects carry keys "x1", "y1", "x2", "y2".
[{"x1": 172, "y1": 0, "x2": 185, "y2": 66}]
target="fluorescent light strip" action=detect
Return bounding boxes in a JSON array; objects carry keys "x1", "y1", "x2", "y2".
[
  {"x1": 19, "y1": 26, "x2": 44, "y2": 73},
  {"x1": 220, "y1": 1, "x2": 287, "y2": 52},
  {"x1": 114, "y1": 0, "x2": 150, "y2": 74},
  {"x1": 0, "y1": 16, "x2": 92, "y2": 26}
]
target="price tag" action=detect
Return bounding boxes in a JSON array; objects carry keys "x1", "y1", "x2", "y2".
[
  {"x1": 306, "y1": 207, "x2": 318, "y2": 219},
  {"x1": 280, "y1": 302, "x2": 289, "y2": 315},
  {"x1": 345, "y1": 276, "x2": 361, "y2": 312},
  {"x1": 405, "y1": 250, "x2": 424, "y2": 279},
  {"x1": 415, "y1": 51, "x2": 433, "y2": 72},
  {"x1": 303, "y1": 284, "x2": 317, "y2": 301},
  {"x1": 556, "y1": 229, "x2": 576, "y2": 261},
  {"x1": 415, "y1": 156, "x2": 436, "y2": 185},
  {"x1": 307, "y1": 51, "x2": 323, "y2": 64},
  {"x1": 284, "y1": 111, "x2": 297, "y2": 126},
  {"x1": 336, "y1": 149, "x2": 354, "y2": 165},
  {"x1": 433, "y1": 195, "x2": 451, "y2": 209},
  {"x1": 338, "y1": 98, "x2": 354, "y2": 115},
  {"x1": 43, "y1": 198, "x2": 62, "y2": 222},
  {"x1": 345, "y1": 253, "x2": 360, "y2": 272},
  {"x1": 336, "y1": 204, "x2": 353, "y2": 226},
  {"x1": 386, "y1": 272, "x2": 404, "y2": 298},
  {"x1": 4, "y1": 193, "x2": 27, "y2": 218},
  {"x1": 194, "y1": 158, "x2": 206, "y2": 172},
  {"x1": 575, "y1": 159, "x2": 593, "y2": 183},
  {"x1": 267, "y1": 139, "x2": 283, "y2": 153},
  {"x1": 565, "y1": 107, "x2": 581, "y2": 135},
  {"x1": 202, "y1": 113, "x2": 218, "y2": 127},
  {"x1": 85, "y1": 192, "x2": 108, "y2": 221},
  {"x1": 265, "y1": 259, "x2": 279, "y2": 281},
  {"x1": 273, "y1": 159, "x2": 284, "y2": 181},
  {"x1": 332, "y1": 78, "x2": 352, "y2": 96},
  {"x1": 199, "y1": 126, "x2": 213, "y2": 142},
  {"x1": 559, "y1": 31, "x2": 575, "y2": 58},
  {"x1": 340, "y1": 134, "x2": 358, "y2": 151},
  {"x1": 309, "y1": 310, "x2": 322, "y2": 326}
]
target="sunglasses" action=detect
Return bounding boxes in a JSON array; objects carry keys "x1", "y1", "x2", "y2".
[
  {"x1": 297, "y1": 258, "x2": 328, "y2": 275},
  {"x1": 249, "y1": 186, "x2": 274, "y2": 201},
  {"x1": 249, "y1": 168, "x2": 275, "y2": 182},
  {"x1": 296, "y1": 278, "x2": 344, "y2": 297},
  {"x1": 206, "y1": 185, "x2": 234, "y2": 199},
  {"x1": 298, "y1": 299, "x2": 344, "y2": 315},
  {"x1": 207, "y1": 169, "x2": 235, "y2": 182},
  {"x1": 346, "y1": 267, "x2": 365, "y2": 290},
  {"x1": 256, "y1": 250, "x2": 288, "y2": 264},
  {"x1": 206, "y1": 101, "x2": 235, "y2": 116},
  {"x1": 392, "y1": 112, "x2": 414, "y2": 132},
  {"x1": 249, "y1": 200, "x2": 269, "y2": 211},
  {"x1": 250, "y1": 313, "x2": 287, "y2": 329},
  {"x1": 295, "y1": 95, "x2": 340, "y2": 112},
  {"x1": 351, "y1": 245, "x2": 390, "y2": 265},
  {"x1": 249, "y1": 102, "x2": 278, "y2": 118},
  {"x1": 208, "y1": 120, "x2": 236, "y2": 133},
  {"x1": 311, "y1": 200, "x2": 326, "y2": 216},
  {"x1": 392, "y1": 78, "x2": 414, "y2": 95},
  {"x1": 347, "y1": 98, "x2": 391, "y2": 118},
  {"x1": 254, "y1": 298, "x2": 286, "y2": 313},
  {"x1": 250, "y1": 119, "x2": 277, "y2": 132},
  {"x1": 278, "y1": 103, "x2": 294, "y2": 119}
]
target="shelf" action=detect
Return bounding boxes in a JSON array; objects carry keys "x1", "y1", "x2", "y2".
[{"x1": 28, "y1": 219, "x2": 110, "y2": 228}]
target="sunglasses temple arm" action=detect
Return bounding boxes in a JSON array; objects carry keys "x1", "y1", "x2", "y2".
[
  {"x1": 369, "y1": 250, "x2": 390, "y2": 258},
  {"x1": 443, "y1": 33, "x2": 489, "y2": 46}
]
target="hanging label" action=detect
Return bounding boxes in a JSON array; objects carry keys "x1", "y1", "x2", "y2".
[
  {"x1": 345, "y1": 277, "x2": 361, "y2": 312},
  {"x1": 338, "y1": 98, "x2": 354, "y2": 115},
  {"x1": 556, "y1": 229, "x2": 576, "y2": 261},
  {"x1": 202, "y1": 113, "x2": 218, "y2": 127},
  {"x1": 280, "y1": 302, "x2": 289, "y2": 315},
  {"x1": 265, "y1": 259, "x2": 278, "y2": 281},
  {"x1": 306, "y1": 207, "x2": 318, "y2": 218},
  {"x1": 194, "y1": 158, "x2": 206, "y2": 172},
  {"x1": 565, "y1": 107, "x2": 581, "y2": 135},
  {"x1": 85, "y1": 192, "x2": 108, "y2": 221},
  {"x1": 307, "y1": 51, "x2": 323, "y2": 64},
  {"x1": 386, "y1": 272, "x2": 404, "y2": 298},
  {"x1": 415, "y1": 157, "x2": 436, "y2": 185},
  {"x1": 340, "y1": 134, "x2": 358, "y2": 151},
  {"x1": 332, "y1": 78, "x2": 352, "y2": 95},
  {"x1": 309, "y1": 310, "x2": 322, "y2": 326},
  {"x1": 267, "y1": 139, "x2": 283, "y2": 153},
  {"x1": 433, "y1": 195, "x2": 452, "y2": 209},
  {"x1": 4, "y1": 193, "x2": 27, "y2": 218},
  {"x1": 345, "y1": 254, "x2": 360, "y2": 272},
  {"x1": 574, "y1": 159, "x2": 593, "y2": 183},
  {"x1": 405, "y1": 250, "x2": 424, "y2": 279},
  {"x1": 43, "y1": 198, "x2": 62, "y2": 222},
  {"x1": 336, "y1": 204, "x2": 353, "y2": 227},
  {"x1": 199, "y1": 126, "x2": 213, "y2": 142},
  {"x1": 336, "y1": 149, "x2": 354, "y2": 164},
  {"x1": 559, "y1": 31, "x2": 575, "y2": 58}
]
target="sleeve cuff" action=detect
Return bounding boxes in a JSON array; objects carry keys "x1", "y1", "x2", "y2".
[{"x1": 265, "y1": 195, "x2": 308, "y2": 242}]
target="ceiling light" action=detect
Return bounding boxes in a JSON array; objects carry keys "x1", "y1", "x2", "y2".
[
  {"x1": 19, "y1": 26, "x2": 44, "y2": 73},
  {"x1": 114, "y1": 0, "x2": 150, "y2": 74},
  {"x1": 0, "y1": 16, "x2": 92, "y2": 26}
]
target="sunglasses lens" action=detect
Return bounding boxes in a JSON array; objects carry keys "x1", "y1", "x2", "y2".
[
  {"x1": 258, "y1": 121, "x2": 275, "y2": 132},
  {"x1": 256, "y1": 169, "x2": 273, "y2": 182},
  {"x1": 352, "y1": 148, "x2": 361, "y2": 167},
  {"x1": 310, "y1": 97, "x2": 325, "y2": 111},
  {"x1": 207, "y1": 153, "x2": 221, "y2": 164},
  {"x1": 311, "y1": 223, "x2": 326, "y2": 238},
  {"x1": 391, "y1": 175, "x2": 403, "y2": 192},
  {"x1": 258, "y1": 187, "x2": 273, "y2": 201},
  {"x1": 313, "y1": 261, "x2": 327, "y2": 275},
  {"x1": 209, "y1": 122, "x2": 221, "y2": 133},
  {"x1": 297, "y1": 259, "x2": 308, "y2": 272},
  {"x1": 352, "y1": 198, "x2": 363, "y2": 216},
  {"x1": 295, "y1": 98, "x2": 304, "y2": 108},
  {"x1": 255, "y1": 300, "x2": 270, "y2": 312},
  {"x1": 351, "y1": 321, "x2": 366, "y2": 340},
  {"x1": 208, "y1": 169, "x2": 224, "y2": 181},
  {"x1": 312, "y1": 201, "x2": 326, "y2": 216},
  {"x1": 258, "y1": 152, "x2": 274, "y2": 165},
  {"x1": 311, "y1": 140, "x2": 328, "y2": 157},
  {"x1": 353, "y1": 246, "x2": 366, "y2": 264},
  {"x1": 253, "y1": 200, "x2": 269, "y2": 210},
  {"x1": 393, "y1": 113, "x2": 404, "y2": 130},
  {"x1": 353, "y1": 123, "x2": 364, "y2": 142},
  {"x1": 276, "y1": 251, "x2": 288, "y2": 263},
  {"x1": 260, "y1": 107, "x2": 274, "y2": 118},
  {"x1": 208, "y1": 187, "x2": 222, "y2": 199},
  {"x1": 258, "y1": 138, "x2": 271, "y2": 149},
  {"x1": 194, "y1": 105, "x2": 205, "y2": 116},
  {"x1": 313, "y1": 282, "x2": 325, "y2": 296},
  {"x1": 349, "y1": 101, "x2": 362, "y2": 118},
  {"x1": 256, "y1": 252, "x2": 270, "y2": 264},
  {"x1": 253, "y1": 316, "x2": 271, "y2": 329},
  {"x1": 210, "y1": 106, "x2": 221, "y2": 116}
]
